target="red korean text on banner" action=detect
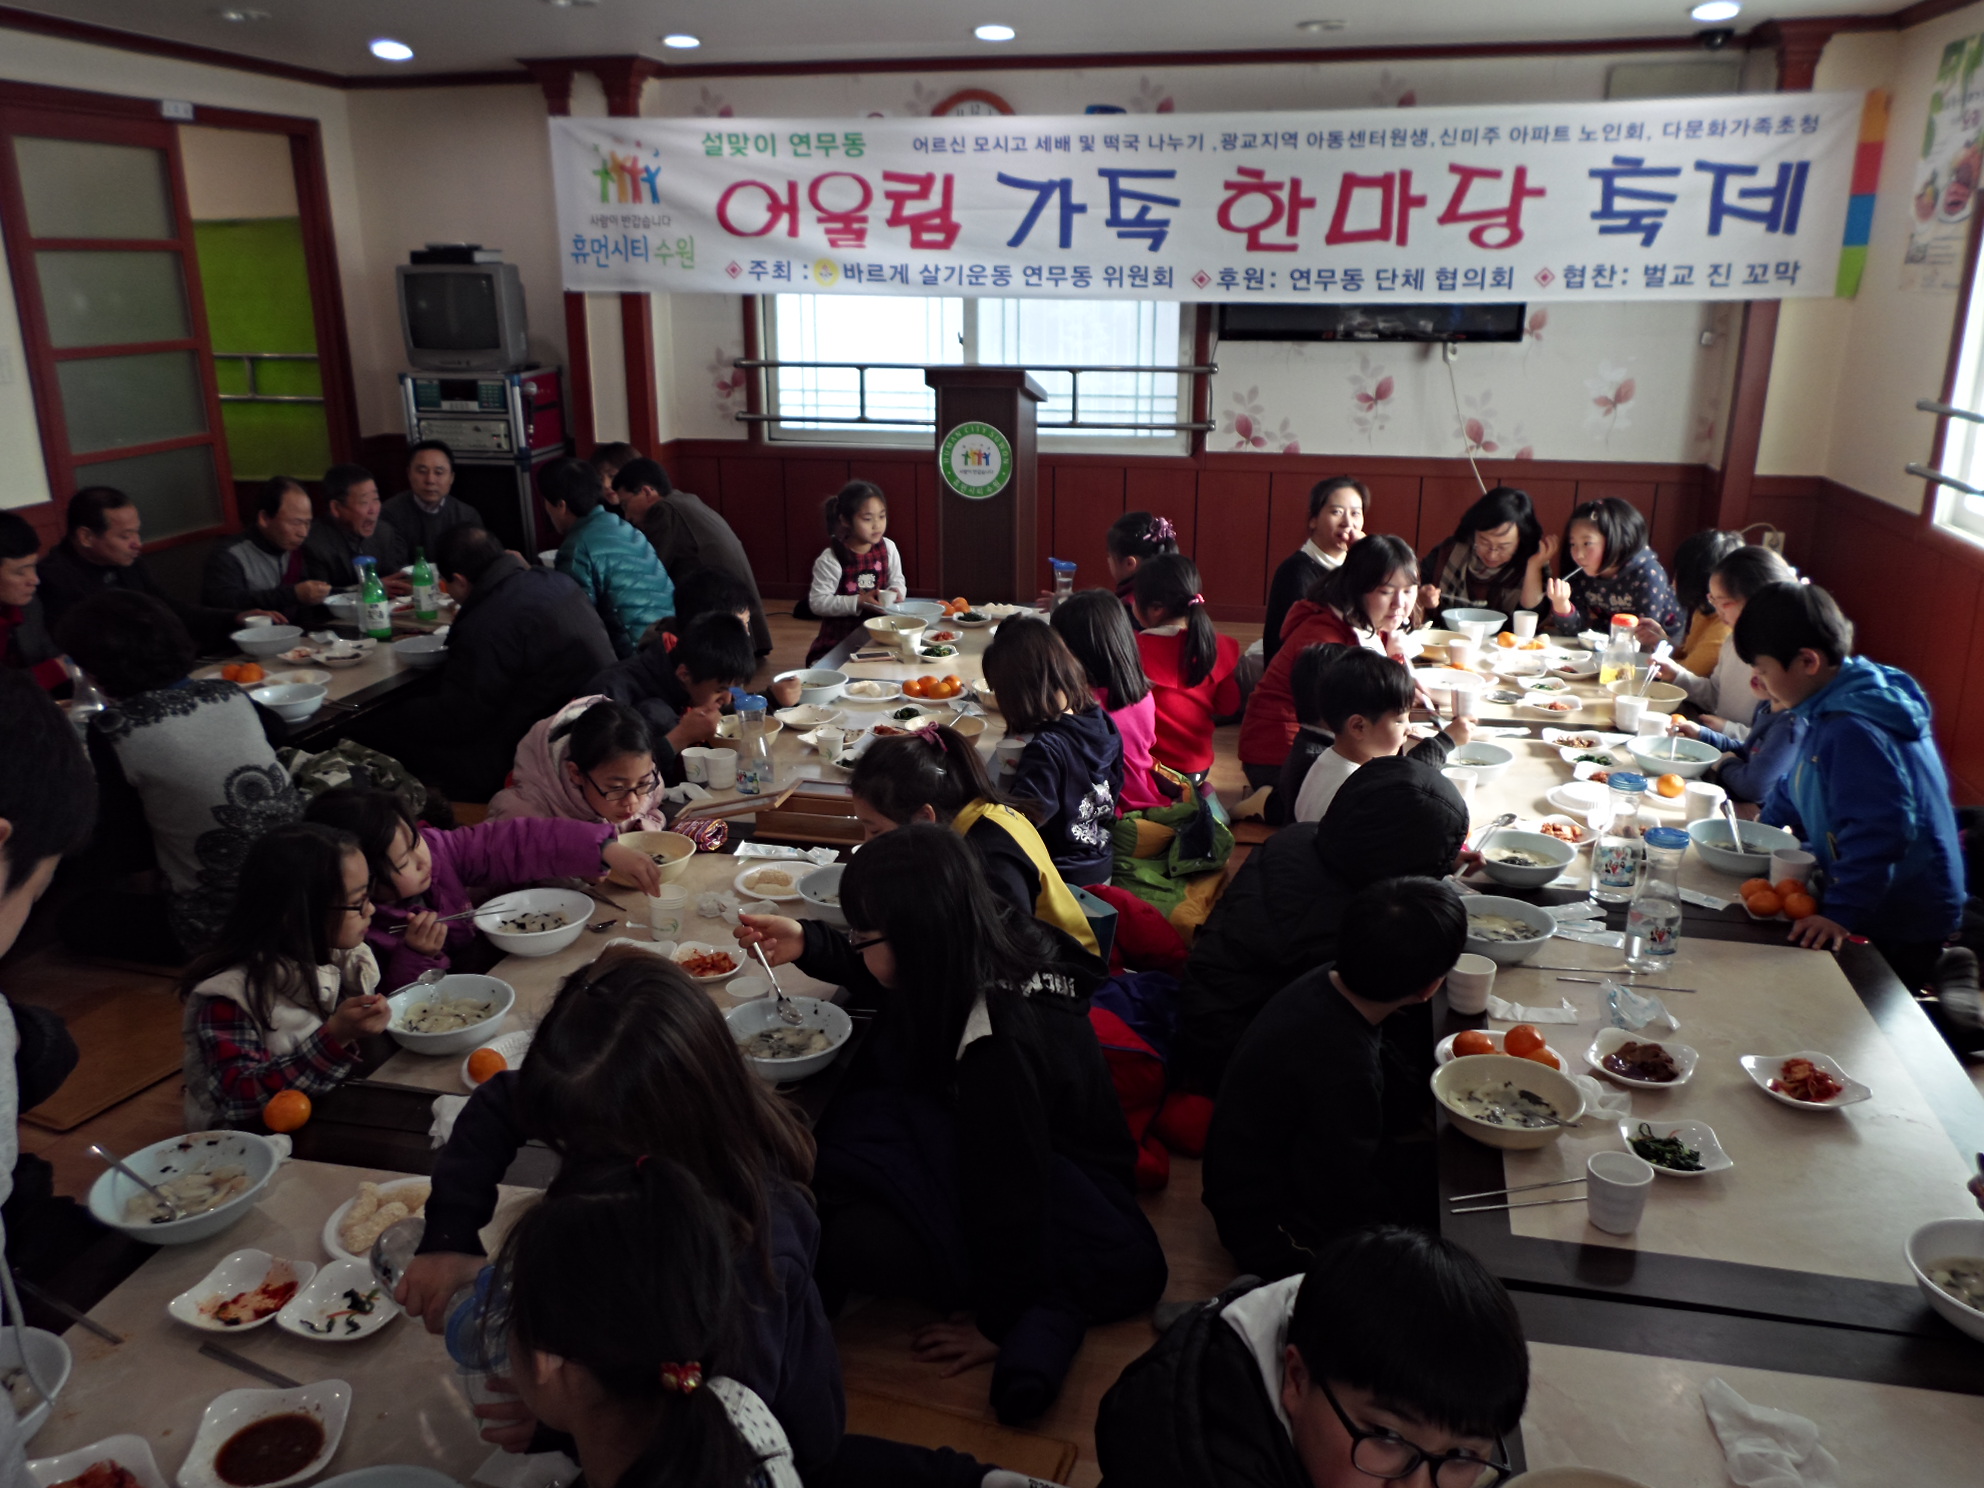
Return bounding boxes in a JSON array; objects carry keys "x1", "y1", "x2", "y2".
[
  {"x1": 1437, "y1": 164, "x2": 1547, "y2": 249},
  {"x1": 1217, "y1": 167, "x2": 1317, "y2": 252},
  {"x1": 1326, "y1": 171, "x2": 1430, "y2": 247}
]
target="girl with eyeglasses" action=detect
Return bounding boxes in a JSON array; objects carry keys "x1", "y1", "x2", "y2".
[
  {"x1": 737, "y1": 825, "x2": 1164, "y2": 1425},
  {"x1": 180, "y1": 822, "x2": 392, "y2": 1131},
  {"x1": 488, "y1": 696, "x2": 672, "y2": 833},
  {"x1": 304, "y1": 786, "x2": 662, "y2": 988}
]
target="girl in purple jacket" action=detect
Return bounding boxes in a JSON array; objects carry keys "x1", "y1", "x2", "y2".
[{"x1": 303, "y1": 788, "x2": 661, "y2": 988}]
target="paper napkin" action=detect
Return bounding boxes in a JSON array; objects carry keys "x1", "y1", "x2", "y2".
[{"x1": 1701, "y1": 1377, "x2": 1841, "y2": 1488}]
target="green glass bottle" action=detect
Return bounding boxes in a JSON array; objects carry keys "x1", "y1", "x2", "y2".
[
  {"x1": 359, "y1": 557, "x2": 393, "y2": 641},
  {"x1": 410, "y1": 546, "x2": 440, "y2": 623}
]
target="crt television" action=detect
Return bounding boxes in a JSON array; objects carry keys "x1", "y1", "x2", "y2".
[
  {"x1": 1217, "y1": 302, "x2": 1526, "y2": 343},
  {"x1": 397, "y1": 262, "x2": 529, "y2": 372}
]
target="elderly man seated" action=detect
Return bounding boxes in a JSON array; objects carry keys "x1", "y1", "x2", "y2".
[
  {"x1": 303, "y1": 464, "x2": 411, "y2": 594},
  {"x1": 201, "y1": 477, "x2": 331, "y2": 621}
]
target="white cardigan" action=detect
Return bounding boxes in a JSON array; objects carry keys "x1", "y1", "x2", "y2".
[
  {"x1": 807, "y1": 538, "x2": 904, "y2": 617},
  {"x1": 1673, "y1": 634, "x2": 1757, "y2": 740}
]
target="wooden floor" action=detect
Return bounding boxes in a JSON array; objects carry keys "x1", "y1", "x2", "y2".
[{"x1": 11, "y1": 604, "x2": 1978, "y2": 1483}]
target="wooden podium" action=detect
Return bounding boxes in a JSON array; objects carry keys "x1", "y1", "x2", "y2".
[{"x1": 925, "y1": 367, "x2": 1044, "y2": 604}]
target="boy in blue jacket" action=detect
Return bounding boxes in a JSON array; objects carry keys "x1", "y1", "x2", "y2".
[{"x1": 1734, "y1": 582, "x2": 1964, "y2": 990}]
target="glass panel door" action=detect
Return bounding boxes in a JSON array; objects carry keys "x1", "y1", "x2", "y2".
[{"x1": 0, "y1": 117, "x2": 228, "y2": 539}]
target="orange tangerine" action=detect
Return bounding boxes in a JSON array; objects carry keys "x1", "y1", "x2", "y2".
[
  {"x1": 1739, "y1": 878, "x2": 1774, "y2": 901},
  {"x1": 466, "y1": 1048, "x2": 508, "y2": 1084},
  {"x1": 1504, "y1": 1023, "x2": 1545, "y2": 1057},
  {"x1": 262, "y1": 1090, "x2": 311, "y2": 1133},
  {"x1": 1782, "y1": 893, "x2": 1818, "y2": 921},
  {"x1": 1748, "y1": 890, "x2": 1783, "y2": 917},
  {"x1": 1452, "y1": 1030, "x2": 1496, "y2": 1057}
]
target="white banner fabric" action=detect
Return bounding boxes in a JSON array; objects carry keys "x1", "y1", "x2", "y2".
[{"x1": 550, "y1": 92, "x2": 1868, "y2": 303}]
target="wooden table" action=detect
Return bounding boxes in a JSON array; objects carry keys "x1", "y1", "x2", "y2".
[
  {"x1": 28, "y1": 1159, "x2": 536, "y2": 1481},
  {"x1": 193, "y1": 619, "x2": 441, "y2": 750},
  {"x1": 1428, "y1": 643, "x2": 1984, "y2": 1399}
]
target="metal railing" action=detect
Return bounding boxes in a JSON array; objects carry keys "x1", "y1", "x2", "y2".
[
  {"x1": 214, "y1": 351, "x2": 324, "y2": 405},
  {"x1": 732, "y1": 358, "x2": 1216, "y2": 433},
  {"x1": 1909, "y1": 397, "x2": 1984, "y2": 497}
]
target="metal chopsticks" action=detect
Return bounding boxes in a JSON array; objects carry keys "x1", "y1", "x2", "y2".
[
  {"x1": 1449, "y1": 1176, "x2": 1588, "y2": 1204},
  {"x1": 1452, "y1": 1194, "x2": 1590, "y2": 1215},
  {"x1": 16, "y1": 1277, "x2": 121, "y2": 1344},
  {"x1": 199, "y1": 1340, "x2": 300, "y2": 1388}
]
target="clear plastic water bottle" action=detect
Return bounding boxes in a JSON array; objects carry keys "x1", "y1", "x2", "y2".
[
  {"x1": 1599, "y1": 612, "x2": 1639, "y2": 687},
  {"x1": 444, "y1": 1265, "x2": 507, "y2": 1372},
  {"x1": 1048, "y1": 557, "x2": 1077, "y2": 608},
  {"x1": 1626, "y1": 826, "x2": 1689, "y2": 970},
  {"x1": 1590, "y1": 771, "x2": 1648, "y2": 906},
  {"x1": 735, "y1": 691, "x2": 772, "y2": 794},
  {"x1": 60, "y1": 658, "x2": 105, "y2": 739}
]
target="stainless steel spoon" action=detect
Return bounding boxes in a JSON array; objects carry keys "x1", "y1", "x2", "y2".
[
  {"x1": 88, "y1": 1143, "x2": 182, "y2": 1220},
  {"x1": 750, "y1": 941, "x2": 806, "y2": 1027}
]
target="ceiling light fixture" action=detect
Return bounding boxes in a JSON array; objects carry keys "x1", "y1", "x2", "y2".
[
  {"x1": 543, "y1": 0, "x2": 601, "y2": 8},
  {"x1": 213, "y1": 7, "x2": 269, "y2": 20},
  {"x1": 369, "y1": 38, "x2": 414, "y2": 62},
  {"x1": 1690, "y1": 1, "x2": 1741, "y2": 21},
  {"x1": 661, "y1": 33, "x2": 701, "y2": 48},
  {"x1": 974, "y1": 24, "x2": 1017, "y2": 43},
  {"x1": 1295, "y1": 19, "x2": 1347, "y2": 32}
]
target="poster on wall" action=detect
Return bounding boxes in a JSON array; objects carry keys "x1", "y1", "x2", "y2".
[
  {"x1": 551, "y1": 91, "x2": 1875, "y2": 304},
  {"x1": 1902, "y1": 35, "x2": 1984, "y2": 292}
]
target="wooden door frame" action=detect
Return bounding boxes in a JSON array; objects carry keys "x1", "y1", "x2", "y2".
[{"x1": 0, "y1": 78, "x2": 359, "y2": 542}]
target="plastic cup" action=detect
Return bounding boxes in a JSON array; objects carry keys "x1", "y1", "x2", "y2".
[
  {"x1": 704, "y1": 748, "x2": 738, "y2": 790},
  {"x1": 1586, "y1": 1151, "x2": 1655, "y2": 1235},
  {"x1": 1613, "y1": 693, "x2": 1648, "y2": 732},
  {"x1": 1510, "y1": 611, "x2": 1539, "y2": 641},
  {"x1": 1447, "y1": 635, "x2": 1478, "y2": 671},
  {"x1": 1635, "y1": 712, "x2": 1671, "y2": 738},
  {"x1": 1445, "y1": 953, "x2": 1497, "y2": 1016},
  {"x1": 995, "y1": 736, "x2": 1027, "y2": 777},
  {"x1": 1684, "y1": 782, "x2": 1727, "y2": 822},
  {"x1": 1441, "y1": 766, "x2": 1477, "y2": 803},
  {"x1": 813, "y1": 725, "x2": 845, "y2": 762},
  {"x1": 680, "y1": 747, "x2": 711, "y2": 784},
  {"x1": 242, "y1": 615, "x2": 272, "y2": 629},
  {"x1": 1771, "y1": 848, "x2": 1816, "y2": 886},
  {"x1": 647, "y1": 884, "x2": 687, "y2": 939}
]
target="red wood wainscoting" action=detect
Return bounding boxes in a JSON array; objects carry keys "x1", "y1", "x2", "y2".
[{"x1": 661, "y1": 439, "x2": 1711, "y2": 624}]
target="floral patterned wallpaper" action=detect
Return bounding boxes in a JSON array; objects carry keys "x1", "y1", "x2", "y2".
[{"x1": 652, "y1": 53, "x2": 1740, "y2": 463}]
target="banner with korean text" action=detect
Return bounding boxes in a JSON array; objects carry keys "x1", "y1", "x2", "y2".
[{"x1": 550, "y1": 92, "x2": 1873, "y2": 303}]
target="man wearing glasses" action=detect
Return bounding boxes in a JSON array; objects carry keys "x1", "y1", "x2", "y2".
[{"x1": 1096, "y1": 1226, "x2": 1526, "y2": 1487}]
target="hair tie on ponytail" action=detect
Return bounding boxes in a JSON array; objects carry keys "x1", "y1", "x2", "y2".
[
  {"x1": 1188, "y1": 593, "x2": 1205, "y2": 607},
  {"x1": 660, "y1": 1361, "x2": 704, "y2": 1394},
  {"x1": 1150, "y1": 515, "x2": 1177, "y2": 542},
  {"x1": 913, "y1": 724, "x2": 947, "y2": 754},
  {"x1": 634, "y1": 1153, "x2": 649, "y2": 1170}
]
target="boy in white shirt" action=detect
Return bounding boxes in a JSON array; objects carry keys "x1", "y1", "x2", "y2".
[{"x1": 1293, "y1": 649, "x2": 1470, "y2": 824}]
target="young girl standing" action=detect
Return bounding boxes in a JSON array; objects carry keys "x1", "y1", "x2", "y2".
[
  {"x1": 1545, "y1": 497, "x2": 1683, "y2": 638},
  {"x1": 180, "y1": 823, "x2": 391, "y2": 1131},
  {"x1": 981, "y1": 617, "x2": 1124, "y2": 888},
  {"x1": 304, "y1": 787, "x2": 662, "y2": 988},
  {"x1": 1105, "y1": 511, "x2": 1179, "y2": 623},
  {"x1": 1050, "y1": 589, "x2": 1166, "y2": 812},
  {"x1": 805, "y1": 480, "x2": 905, "y2": 664},
  {"x1": 1131, "y1": 555, "x2": 1240, "y2": 780},
  {"x1": 847, "y1": 727, "x2": 1101, "y2": 956}
]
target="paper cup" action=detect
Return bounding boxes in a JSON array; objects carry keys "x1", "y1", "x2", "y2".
[
  {"x1": 242, "y1": 615, "x2": 272, "y2": 629},
  {"x1": 1441, "y1": 766, "x2": 1477, "y2": 802},
  {"x1": 1587, "y1": 1150, "x2": 1655, "y2": 1235},
  {"x1": 1771, "y1": 848, "x2": 1816, "y2": 886},
  {"x1": 1445, "y1": 953, "x2": 1497, "y2": 1016},
  {"x1": 704, "y1": 747, "x2": 739, "y2": 790},
  {"x1": 995, "y1": 736, "x2": 1027, "y2": 777},
  {"x1": 1613, "y1": 693, "x2": 1648, "y2": 732},
  {"x1": 1447, "y1": 636, "x2": 1478, "y2": 671},
  {"x1": 647, "y1": 884, "x2": 687, "y2": 938},
  {"x1": 1684, "y1": 781, "x2": 1727, "y2": 822},
  {"x1": 813, "y1": 725, "x2": 845, "y2": 761},
  {"x1": 1635, "y1": 712, "x2": 1671, "y2": 738},
  {"x1": 1510, "y1": 611, "x2": 1539, "y2": 641},
  {"x1": 680, "y1": 747, "x2": 711, "y2": 784}
]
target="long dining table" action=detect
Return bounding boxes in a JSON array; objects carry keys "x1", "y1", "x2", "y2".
[{"x1": 1419, "y1": 634, "x2": 1984, "y2": 1475}]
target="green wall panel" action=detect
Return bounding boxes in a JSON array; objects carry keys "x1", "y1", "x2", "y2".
[{"x1": 193, "y1": 217, "x2": 330, "y2": 480}]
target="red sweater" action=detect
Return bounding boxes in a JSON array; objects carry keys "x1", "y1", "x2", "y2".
[
  {"x1": 1239, "y1": 600, "x2": 1368, "y2": 766},
  {"x1": 1135, "y1": 628, "x2": 1241, "y2": 774}
]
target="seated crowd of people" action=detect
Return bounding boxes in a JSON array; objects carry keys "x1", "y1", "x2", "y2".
[{"x1": 4, "y1": 462, "x2": 1983, "y2": 1488}]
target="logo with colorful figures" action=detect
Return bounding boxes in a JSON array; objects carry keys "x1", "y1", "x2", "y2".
[{"x1": 939, "y1": 421, "x2": 1012, "y2": 499}]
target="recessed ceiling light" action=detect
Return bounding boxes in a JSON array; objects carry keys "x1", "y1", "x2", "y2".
[
  {"x1": 212, "y1": 7, "x2": 269, "y2": 20},
  {"x1": 1295, "y1": 18, "x2": 1347, "y2": 31},
  {"x1": 543, "y1": 0, "x2": 601, "y2": 8},
  {"x1": 661, "y1": 33, "x2": 701, "y2": 48},
  {"x1": 369, "y1": 38, "x2": 414, "y2": 62},
  {"x1": 1690, "y1": 1, "x2": 1741, "y2": 21},
  {"x1": 974, "y1": 24, "x2": 1016, "y2": 42}
]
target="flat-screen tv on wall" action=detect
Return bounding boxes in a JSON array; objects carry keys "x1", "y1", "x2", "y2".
[
  {"x1": 1217, "y1": 302, "x2": 1526, "y2": 343},
  {"x1": 397, "y1": 262, "x2": 529, "y2": 371}
]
